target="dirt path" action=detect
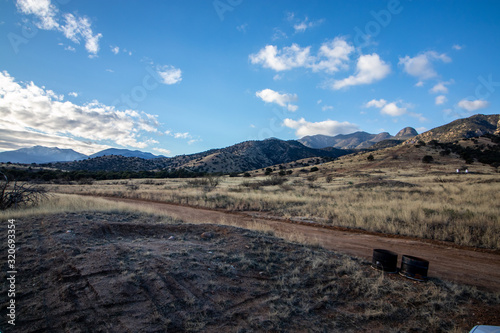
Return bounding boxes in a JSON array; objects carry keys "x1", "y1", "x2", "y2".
[{"x1": 102, "y1": 196, "x2": 500, "y2": 292}]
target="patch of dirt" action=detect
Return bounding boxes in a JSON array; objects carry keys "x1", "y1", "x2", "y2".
[
  {"x1": 1, "y1": 212, "x2": 499, "y2": 332},
  {"x1": 353, "y1": 179, "x2": 418, "y2": 188}
]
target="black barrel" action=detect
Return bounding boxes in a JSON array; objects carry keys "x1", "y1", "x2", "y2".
[
  {"x1": 399, "y1": 255, "x2": 429, "y2": 282},
  {"x1": 371, "y1": 249, "x2": 398, "y2": 273}
]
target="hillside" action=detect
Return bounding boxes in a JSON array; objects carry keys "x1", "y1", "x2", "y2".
[
  {"x1": 89, "y1": 148, "x2": 164, "y2": 159},
  {"x1": 298, "y1": 128, "x2": 417, "y2": 150},
  {"x1": 411, "y1": 114, "x2": 500, "y2": 143},
  {"x1": 52, "y1": 138, "x2": 350, "y2": 173}
]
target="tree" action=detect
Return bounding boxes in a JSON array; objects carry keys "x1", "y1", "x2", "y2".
[
  {"x1": 367, "y1": 154, "x2": 374, "y2": 161},
  {"x1": 0, "y1": 172, "x2": 48, "y2": 210}
]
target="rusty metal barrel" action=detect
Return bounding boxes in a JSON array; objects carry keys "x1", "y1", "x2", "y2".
[
  {"x1": 399, "y1": 255, "x2": 429, "y2": 281},
  {"x1": 371, "y1": 249, "x2": 398, "y2": 273}
]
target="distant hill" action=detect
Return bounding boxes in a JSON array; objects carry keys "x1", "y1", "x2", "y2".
[
  {"x1": 298, "y1": 129, "x2": 414, "y2": 149},
  {"x1": 0, "y1": 146, "x2": 164, "y2": 164},
  {"x1": 0, "y1": 146, "x2": 87, "y2": 164},
  {"x1": 52, "y1": 138, "x2": 351, "y2": 173},
  {"x1": 89, "y1": 148, "x2": 164, "y2": 160},
  {"x1": 410, "y1": 114, "x2": 500, "y2": 143}
]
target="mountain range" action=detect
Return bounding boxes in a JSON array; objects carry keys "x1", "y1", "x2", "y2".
[
  {"x1": 0, "y1": 146, "x2": 164, "y2": 164},
  {"x1": 50, "y1": 139, "x2": 350, "y2": 173},
  {"x1": 298, "y1": 127, "x2": 418, "y2": 149},
  {"x1": 1, "y1": 114, "x2": 499, "y2": 173}
]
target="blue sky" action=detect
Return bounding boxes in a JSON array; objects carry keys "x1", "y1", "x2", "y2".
[{"x1": 1, "y1": 0, "x2": 499, "y2": 156}]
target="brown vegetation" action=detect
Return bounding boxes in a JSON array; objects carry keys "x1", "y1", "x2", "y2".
[{"x1": 1, "y1": 211, "x2": 498, "y2": 332}]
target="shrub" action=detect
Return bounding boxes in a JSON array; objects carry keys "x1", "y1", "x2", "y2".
[
  {"x1": 367, "y1": 154, "x2": 374, "y2": 161},
  {"x1": 0, "y1": 173, "x2": 47, "y2": 210},
  {"x1": 422, "y1": 155, "x2": 434, "y2": 163}
]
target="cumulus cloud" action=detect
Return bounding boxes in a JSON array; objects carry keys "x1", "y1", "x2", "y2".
[
  {"x1": 111, "y1": 46, "x2": 120, "y2": 55},
  {"x1": 156, "y1": 65, "x2": 182, "y2": 85},
  {"x1": 332, "y1": 54, "x2": 390, "y2": 89},
  {"x1": 249, "y1": 44, "x2": 313, "y2": 72},
  {"x1": 365, "y1": 99, "x2": 387, "y2": 108},
  {"x1": 0, "y1": 71, "x2": 160, "y2": 152},
  {"x1": 250, "y1": 37, "x2": 354, "y2": 74},
  {"x1": 311, "y1": 37, "x2": 354, "y2": 74},
  {"x1": 250, "y1": 38, "x2": 390, "y2": 90},
  {"x1": 68, "y1": 91, "x2": 78, "y2": 97},
  {"x1": 430, "y1": 80, "x2": 454, "y2": 94},
  {"x1": 435, "y1": 95, "x2": 447, "y2": 105},
  {"x1": 457, "y1": 99, "x2": 489, "y2": 111},
  {"x1": 256, "y1": 89, "x2": 298, "y2": 112},
  {"x1": 15, "y1": 0, "x2": 102, "y2": 56},
  {"x1": 364, "y1": 98, "x2": 423, "y2": 119},
  {"x1": 283, "y1": 118, "x2": 359, "y2": 137},
  {"x1": 399, "y1": 51, "x2": 451, "y2": 80}
]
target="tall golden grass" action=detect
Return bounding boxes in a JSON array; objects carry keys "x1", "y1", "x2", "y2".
[{"x1": 44, "y1": 170, "x2": 500, "y2": 249}]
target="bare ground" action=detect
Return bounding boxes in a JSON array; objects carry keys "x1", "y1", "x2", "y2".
[
  {"x1": 1, "y1": 205, "x2": 499, "y2": 332},
  {"x1": 102, "y1": 196, "x2": 500, "y2": 292}
]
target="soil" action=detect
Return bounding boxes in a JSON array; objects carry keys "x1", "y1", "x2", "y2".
[
  {"x1": 1, "y1": 201, "x2": 499, "y2": 332},
  {"x1": 104, "y1": 197, "x2": 500, "y2": 292}
]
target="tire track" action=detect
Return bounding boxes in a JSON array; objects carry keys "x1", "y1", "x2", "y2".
[{"x1": 101, "y1": 196, "x2": 500, "y2": 292}]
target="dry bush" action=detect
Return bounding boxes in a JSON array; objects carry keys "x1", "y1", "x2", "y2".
[{"x1": 0, "y1": 172, "x2": 48, "y2": 210}]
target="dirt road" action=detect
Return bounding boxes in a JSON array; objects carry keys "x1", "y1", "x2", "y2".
[{"x1": 101, "y1": 196, "x2": 500, "y2": 292}]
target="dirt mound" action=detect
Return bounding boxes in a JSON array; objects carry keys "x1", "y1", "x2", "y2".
[{"x1": 1, "y1": 212, "x2": 499, "y2": 332}]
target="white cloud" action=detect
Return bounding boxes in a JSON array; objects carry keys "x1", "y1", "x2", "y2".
[
  {"x1": 0, "y1": 71, "x2": 160, "y2": 151},
  {"x1": 311, "y1": 37, "x2": 354, "y2": 74},
  {"x1": 15, "y1": 0, "x2": 102, "y2": 56},
  {"x1": 68, "y1": 92, "x2": 78, "y2": 97},
  {"x1": 256, "y1": 89, "x2": 298, "y2": 111},
  {"x1": 293, "y1": 17, "x2": 324, "y2": 33},
  {"x1": 381, "y1": 102, "x2": 407, "y2": 116},
  {"x1": 153, "y1": 148, "x2": 171, "y2": 156},
  {"x1": 16, "y1": 0, "x2": 59, "y2": 30},
  {"x1": 249, "y1": 44, "x2": 312, "y2": 72},
  {"x1": 250, "y1": 37, "x2": 353, "y2": 75},
  {"x1": 452, "y1": 44, "x2": 464, "y2": 50},
  {"x1": 430, "y1": 80, "x2": 454, "y2": 94},
  {"x1": 435, "y1": 95, "x2": 447, "y2": 105},
  {"x1": 322, "y1": 105, "x2": 334, "y2": 111},
  {"x1": 174, "y1": 132, "x2": 190, "y2": 139},
  {"x1": 399, "y1": 51, "x2": 451, "y2": 80},
  {"x1": 415, "y1": 81, "x2": 424, "y2": 87},
  {"x1": 365, "y1": 98, "x2": 421, "y2": 119},
  {"x1": 156, "y1": 65, "x2": 182, "y2": 85},
  {"x1": 365, "y1": 99, "x2": 387, "y2": 108},
  {"x1": 332, "y1": 53, "x2": 390, "y2": 89},
  {"x1": 457, "y1": 99, "x2": 489, "y2": 112},
  {"x1": 283, "y1": 118, "x2": 359, "y2": 137},
  {"x1": 61, "y1": 13, "x2": 102, "y2": 55},
  {"x1": 111, "y1": 46, "x2": 120, "y2": 55}
]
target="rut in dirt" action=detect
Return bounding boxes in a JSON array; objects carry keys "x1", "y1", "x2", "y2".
[{"x1": 102, "y1": 196, "x2": 500, "y2": 292}]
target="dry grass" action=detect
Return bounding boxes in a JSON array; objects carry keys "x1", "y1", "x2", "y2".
[
  {"x1": 46, "y1": 169, "x2": 500, "y2": 249},
  {"x1": 3, "y1": 210, "x2": 499, "y2": 332}
]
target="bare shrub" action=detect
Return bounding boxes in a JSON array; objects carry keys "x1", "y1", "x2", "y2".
[{"x1": 0, "y1": 173, "x2": 48, "y2": 210}]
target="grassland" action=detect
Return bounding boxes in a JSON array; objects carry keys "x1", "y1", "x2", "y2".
[{"x1": 46, "y1": 144, "x2": 500, "y2": 249}]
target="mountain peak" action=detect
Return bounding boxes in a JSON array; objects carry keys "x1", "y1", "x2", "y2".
[{"x1": 394, "y1": 127, "x2": 418, "y2": 139}]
